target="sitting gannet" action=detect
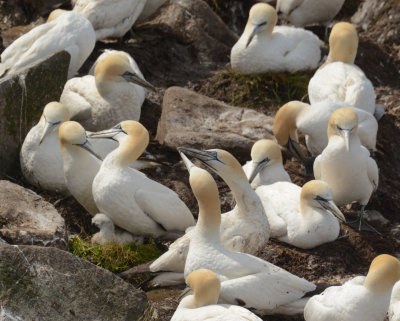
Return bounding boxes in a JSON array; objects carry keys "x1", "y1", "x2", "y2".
[
  {"x1": 256, "y1": 180, "x2": 345, "y2": 248},
  {"x1": 313, "y1": 108, "x2": 379, "y2": 230},
  {"x1": 230, "y1": 3, "x2": 321, "y2": 74},
  {"x1": 183, "y1": 156, "x2": 316, "y2": 315},
  {"x1": 0, "y1": 10, "x2": 95, "y2": 79},
  {"x1": 89, "y1": 121, "x2": 195, "y2": 239},
  {"x1": 242, "y1": 139, "x2": 291, "y2": 189},
  {"x1": 308, "y1": 22, "x2": 378, "y2": 116},
  {"x1": 304, "y1": 254, "x2": 400, "y2": 321},
  {"x1": 389, "y1": 281, "x2": 400, "y2": 321},
  {"x1": 73, "y1": 0, "x2": 147, "y2": 40},
  {"x1": 171, "y1": 269, "x2": 262, "y2": 321},
  {"x1": 60, "y1": 50, "x2": 155, "y2": 131}
]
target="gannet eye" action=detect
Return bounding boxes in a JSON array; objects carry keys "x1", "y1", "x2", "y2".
[
  {"x1": 337, "y1": 125, "x2": 343, "y2": 131},
  {"x1": 258, "y1": 21, "x2": 267, "y2": 27},
  {"x1": 314, "y1": 195, "x2": 328, "y2": 202}
]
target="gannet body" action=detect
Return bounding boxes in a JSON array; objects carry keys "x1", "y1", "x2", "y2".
[
  {"x1": 90, "y1": 121, "x2": 195, "y2": 239},
  {"x1": 231, "y1": 3, "x2": 320, "y2": 74},
  {"x1": 137, "y1": 0, "x2": 167, "y2": 22},
  {"x1": 304, "y1": 254, "x2": 400, "y2": 321},
  {"x1": 172, "y1": 269, "x2": 262, "y2": 321},
  {"x1": 256, "y1": 180, "x2": 345, "y2": 248},
  {"x1": 242, "y1": 139, "x2": 291, "y2": 189},
  {"x1": 389, "y1": 281, "x2": 400, "y2": 321},
  {"x1": 0, "y1": 10, "x2": 95, "y2": 79},
  {"x1": 60, "y1": 51, "x2": 154, "y2": 131}
]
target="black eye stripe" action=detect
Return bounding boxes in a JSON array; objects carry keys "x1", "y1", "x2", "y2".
[{"x1": 314, "y1": 195, "x2": 328, "y2": 202}]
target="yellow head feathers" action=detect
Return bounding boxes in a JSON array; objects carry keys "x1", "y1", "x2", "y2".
[
  {"x1": 249, "y1": 3, "x2": 277, "y2": 31},
  {"x1": 327, "y1": 22, "x2": 358, "y2": 64},
  {"x1": 328, "y1": 107, "x2": 358, "y2": 138},
  {"x1": 42, "y1": 102, "x2": 70, "y2": 124},
  {"x1": 186, "y1": 269, "x2": 221, "y2": 307},
  {"x1": 364, "y1": 254, "x2": 400, "y2": 292},
  {"x1": 94, "y1": 53, "x2": 131, "y2": 82},
  {"x1": 47, "y1": 9, "x2": 68, "y2": 22},
  {"x1": 301, "y1": 180, "x2": 332, "y2": 201},
  {"x1": 251, "y1": 139, "x2": 283, "y2": 164},
  {"x1": 59, "y1": 121, "x2": 86, "y2": 146}
]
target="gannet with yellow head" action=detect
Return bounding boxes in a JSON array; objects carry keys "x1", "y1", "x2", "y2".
[
  {"x1": 230, "y1": 3, "x2": 320, "y2": 74},
  {"x1": 305, "y1": 254, "x2": 400, "y2": 321}
]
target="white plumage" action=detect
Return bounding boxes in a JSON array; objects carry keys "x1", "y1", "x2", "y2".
[{"x1": 389, "y1": 281, "x2": 400, "y2": 321}]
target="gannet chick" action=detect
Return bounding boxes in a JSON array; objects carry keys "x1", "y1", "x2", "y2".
[
  {"x1": 389, "y1": 281, "x2": 400, "y2": 321},
  {"x1": 89, "y1": 121, "x2": 195, "y2": 239},
  {"x1": 308, "y1": 22, "x2": 377, "y2": 116},
  {"x1": 230, "y1": 3, "x2": 321, "y2": 74},
  {"x1": 171, "y1": 269, "x2": 262, "y2": 321},
  {"x1": 73, "y1": 0, "x2": 147, "y2": 40},
  {"x1": 304, "y1": 254, "x2": 400, "y2": 321},
  {"x1": 183, "y1": 160, "x2": 315, "y2": 315},
  {"x1": 256, "y1": 180, "x2": 345, "y2": 248},
  {"x1": 60, "y1": 51, "x2": 155, "y2": 131},
  {"x1": 242, "y1": 139, "x2": 291, "y2": 189},
  {"x1": 313, "y1": 108, "x2": 379, "y2": 230},
  {"x1": 0, "y1": 10, "x2": 95, "y2": 79}
]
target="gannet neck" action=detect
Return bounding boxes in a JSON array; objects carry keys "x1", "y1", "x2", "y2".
[
  {"x1": 274, "y1": 101, "x2": 306, "y2": 146},
  {"x1": 327, "y1": 107, "x2": 358, "y2": 140},
  {"x1": 326, "y1": 22, "x2": 358, "y2": 65},
  {"x1": 364, "y1": 255, "x2": 400, "y2": 293},
  {"x1": 47, "y1": 9, "x2": 68, "y2": 22},
  {"x1": 186, "y1": 269, "x2": 220, "y2": 308}
]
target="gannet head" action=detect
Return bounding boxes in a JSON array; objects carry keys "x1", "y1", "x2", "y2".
[
  {"x1": 39, "y1": 102, "x2": 70, "y2": 145},
  {"x1": 248, "y1": 139, "x2": 283, "y2": 183},
  {"x1": 364, "y1": 254, "x2": 400, "y2": 293},
  {"x1": 246, "y1": 3, "x2": 277, "y2": 47},
  {"x1": 186, "y1": 269, "x2": 220, "y2": 308},
  {"x1": 327, "y1": 22, "x2": 358, "y2": 64},
  {"x1": 300, "y1": 180, "x2": 345, "y2": 222},
  {"x1": 328, "y1": 108, "x2": 358, "y2": 151},
  {"x1": 47, "y1": 9, "x2": 68, "y2": 22}
]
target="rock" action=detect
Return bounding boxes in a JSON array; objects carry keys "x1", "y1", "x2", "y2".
[
  {"x1": 156, "y1": 87, "x2": 274, "y2": 160},
  {"x1": 364, "y1": 210, "x2": 390, "y2": 226},
  {"x1": 0, "y1": 50, "x2": 70, "y2": 176},
  {"x1": 0, "y1": 180, "x2": 67, "y2": 249},
  {"x1": 0, "y1": 242, "x2": 155, "y2": 321}
]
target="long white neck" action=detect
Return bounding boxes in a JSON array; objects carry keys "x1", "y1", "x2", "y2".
[{"x1": 177, "y1": 295, "x2": 197, "y2": 309}]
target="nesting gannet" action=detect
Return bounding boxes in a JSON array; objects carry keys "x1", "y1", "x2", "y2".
[
  {"x1": 183, "y1": 158, "x2": 316, "y2": 315},
  {"x1": 389, "y1": 281, "x2": 400, "y2": 321},
  {"x1": 171, "y1": 269, "x2": 262, "y2": 321},
  {"x1": 273, "y1": 100, "x2": 378, "y2": 158},
  {"x1": 137, "y1": 0, "x2": 167, "y2": 23},
  {"x1": 60, "y1": 50, "x2": 155, "y2": 131},
  {"x1": 304, "y1": 254, "x2": 400, "y2": 321},
  {"x1": 242, "y1": 139, "x2": 291, "y2": 189},
  {"x1": 230, "y1": 3, "x2": 321, "y2": 74},
  {"x1": 313, "y1": 108, "x2": 379, "y2": 230},
  {"x1": 0, "y1": 10, "x2": 95, "y2": 79},
  {"x1": 308, "y1": 22, "x2": 377, "y2": 116},
  {"x1": 73, "y1": 0, "x2": 147, "y2": 40},
  {"x1": 89, "y1": 121, "x2": 195, "y2": 239}
]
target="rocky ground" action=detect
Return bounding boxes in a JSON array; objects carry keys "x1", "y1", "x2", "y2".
[{"x1": 1, "y1": 0, "x2": 400, "y2": 320}]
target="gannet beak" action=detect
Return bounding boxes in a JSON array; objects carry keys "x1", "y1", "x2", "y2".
[
  {"x1": 341, "y1": 130, "x2": 351, "y2": 152},
  {"x1": 246, "y1": 23, "x2": 265, "y2": 48},
  {"x1": 39, "y1": 120, "x2": 59, "y2": 145},
  {"x1": 122, "y1": 71, "x2": 156, "y2": 92},
  {"x1": 248, "y1": 159, "x2": 270, "y2": 183},
  {"x1": 177, "y1": 147, "x2": 221, "y2": 172},
  {"x1": 87, "y1": 124, "x2": 124, "y2": 140},
  {"x1": 77, "y1": 140, "x2": 103, "y2": 160},
  {"x1": 286, "y1": 137, "x2": 306, "y2": 163},
  {"x1": 317, "y1": 197, "x2": 346, "y2": 222},
  {"x1": 178, "y1": 149, "x2": 195, "y2": 172}
]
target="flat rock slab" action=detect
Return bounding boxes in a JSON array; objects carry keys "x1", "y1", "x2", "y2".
[
  {"x1": 0, "y1": 180, "x2": 67, "y2": 249},
  {"x1": 0, "y1": 243, "x2": 155, "y2": 321},
  {"x1": 156, "y1": 86, "x2": 274, "y2": 159}
]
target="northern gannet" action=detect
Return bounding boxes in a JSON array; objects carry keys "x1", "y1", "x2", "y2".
[
  {"x1": 171, "y1": 269, "x2": 262, "y2": 321},
  {"x1": 389, "y1": 281, "x2": 400, "y2": 321},
  {"x1": 60, "y1": 50, "x2": 155, "y2": 131},
  {"x1": 304, "y1": 254, "x2": 400, "y2": 321},
  {"x1": 183, "y1": 158, "x2": 316, "y2": 315},
  {"x1": 256, "y1": 180, "x2": 345, "y2": 248},
  {"x1": 242, "y1": 139, "x2": 291, "y2": 189},
  {"x1": 230, "y1": 3, "x2": 321, "y2": 74},
  {"x1": 0, "y1": 10, "x2": 95, "y2": 79},
  {"x1": 89, "y1": 121, "x2": 195, "y2": 239},
  {"x1": 313, "y1": 108, "x2": 379, "y2": 230}
]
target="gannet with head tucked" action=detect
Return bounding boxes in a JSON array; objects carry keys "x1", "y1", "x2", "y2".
[
  {"x1": 242, "y1": 139, "x2": 291, "y2": 189},
  {"x1": 389, "y1": 281, "x2": 400, "y2": 321},
  {"x1": 304, "y1": 254, "x2": 400, "y2": 321},
  {"x1": 89, "y1": 121, "x2": 195, "y2": 239},
  {"x1": 171, "y1": 269, "x2": 262, "y2": 321},
  {"x1": 0, "y1": 10, "x2": 95, "y2": 79},
  {"x1": 60, "y1": 51, "x2": 155, "y2": 131},
  {"x1": 230, "y1": 3, "x2": 321, "y2": 74},
  {"x1": 183, "y1": 157, "x2": 316, "y2": 315}
]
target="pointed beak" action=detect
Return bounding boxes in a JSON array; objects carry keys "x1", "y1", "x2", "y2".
[
  {"x1": 286, "y1": 137, "x2": 306, "y2": 163},
  {"x1": 122, "y1": 71, "x2": 156, "y2": 92},
  {"x1": 39, "y1": 121, "x2": 57, "y2": 145},
  {"x1": 246, "y1": 23, "x2": 264, "y2": 48},
  {"x1": 87, "y1": 126, "x2": 124, "y2": 140},
  {"x1": 77, "y1": 140, "x2": 102, "y2": 160},
  {"x1": 319, "y1": 199, "x2": 346, "y2": 222},
  {"x1": 178, "y1": 149, "x2": 195, "y2": 172},
  {"x1": 248, "y1": 159, "x2": 270, "y2": 183},
  {"x1": 341, "y1": 130, "x2": 351, "y2": 152},
  {"x1": 177, "y1": 147, "x2": 221, "y2": 173}
]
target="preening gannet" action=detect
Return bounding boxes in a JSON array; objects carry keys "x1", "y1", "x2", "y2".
[
  {"x1": 0, "y1": 10, "x2": 95, "y2": 79},
  {"x1": 89, "y1": 121, "x2": 195, "y2": 239},
  {"x1": 304, "y1": 254, "x2": 400, "y2": 321},
  {"x1": 183, "y1": 159, "x2": 316, "y2": 315},
  {"x1": 230, "y1": 3, "x2": 321, "y2": 74},
  {"x1": 242, "y1": 139, "x2": 291, "y2": 189},
  {"x1": 60, "y1": 50, "x2": 155, "y2": 131},
  {"x1": 171, "y1": 269, "x2": 262, "y2": 321},
  {"x1": 389, "y1": 281, "x2": 400, "y2": 321}
]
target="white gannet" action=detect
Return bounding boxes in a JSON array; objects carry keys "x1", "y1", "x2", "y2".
[
  {"x1": 308, "y1": 22, "x2": 377, "y2": 116},
  {"x1": 137, "y1": 0, "x2": 167, "y2": 23},
  {"x1": 60, "y1": 50, "x2": 155, "y2": 131},
  {"x1": 273, "y1": 100, "x2": 378, "y2": 157},
  {"x1": 313, "y1": 108, "x2": 379, "y2": 230},
  {"x1": 183, "y1": 157, "x2": 316, "y2": 315},
  {"x1": 149, "y1": 148, "x2": 270, "y2": 286},
  {"x1": 230, "y1": 3, "x2": 321, "y2": 74},
  {"x1": 304, "y1": 254, "x2": 400, "y2": 321},
  {"x1": 171, "y1": 269, "x2": 262, "y2": 321},
  {"x1": 389, "y1": 281, "x2": 400, "y2": 321},
  {"x1": 89, "y1": 121, "x2": 195, "y2": 239},
  {"x1": 0, "y1": 10, "x2": 95, "y2": 79},
  {"x1": 73, "y1": 0, "x2": 147, "y2": 40},
  {"x1": 255, "y1": 180, "x2": 345, "y2": 248},
  {"x1": 242, "y1": 139, "x2": 291, "y2": 189}
]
